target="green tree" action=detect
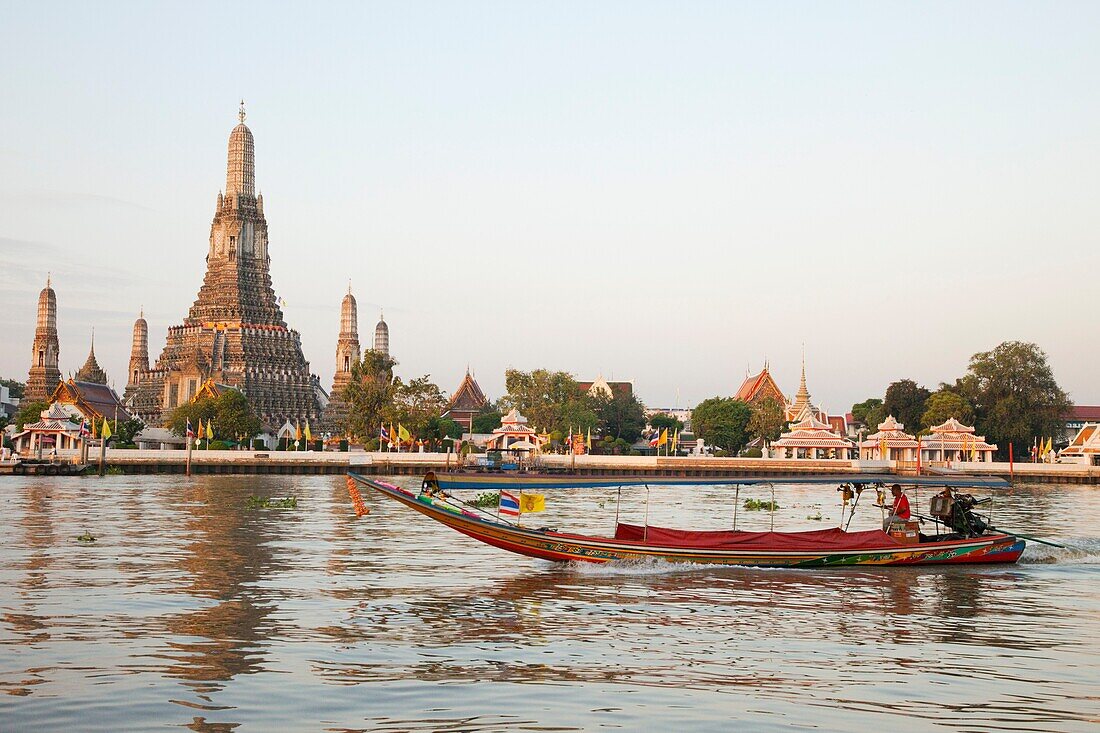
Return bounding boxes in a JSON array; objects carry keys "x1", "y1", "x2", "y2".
[
  {"x1": 956, "y1": 341, "x2": 1071, "y2": 457},
  {"x1": 883, "y1": 380, "x2": 931, "y2": 435},
  {"x1": 851, "y1": 398, "x2": 884, "y2": 427},
  {"x1": 386, "y1": 375, "x2": 449, "y2": 439},
  {"x1": 13, "y1": 401, "x2": 48, "y2": 431},
  {"x1": 166, "y1": 390, "x2": 261, "y2": 442},
  {"x1": 499, "y1": 368, "x2": 596, "y2": 434},
  {"x1": 692, "y1": 397, "x2": 752, "y2": 453},
  {"x1": 1, "y1": 378, "x2": 25, "y2": 399},
  {"x1": 596, "y1": 391, "x2": 647, "y2": 442},
  {"x1": 747, "y1": 396, "x2": 785, "y2": 442},
  {"x1": 111, "y1": 417, "x2": 146, "y2": 448},
  {"x1": 421, "y1": 416, "x2": 463, "y2": 444},
  {"x1": 342, "y1": 351, "x2": 399, "y2": 441},
  {"x1": 649, "y1": 413, "x2": 684, "y2": 433},
  {"x1": 471, "y1": 407, "x2": 502, "y2": 433},
  {"x1": 920, "y1": 390, "x2": 974, "y2": 432}
]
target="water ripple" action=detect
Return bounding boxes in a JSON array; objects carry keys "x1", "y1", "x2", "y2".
[{"x1": 0, "y1": 476, "x2": 1097, "y2": 731}]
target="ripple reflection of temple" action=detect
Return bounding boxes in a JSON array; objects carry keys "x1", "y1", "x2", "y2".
[{"x1": 160, "y1": 479, "x2": 286, "y2": 692}]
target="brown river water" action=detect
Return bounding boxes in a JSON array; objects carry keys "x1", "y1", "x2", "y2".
[{"x1": 1, "y1": 475, "x2": 1098, "y2": 732}]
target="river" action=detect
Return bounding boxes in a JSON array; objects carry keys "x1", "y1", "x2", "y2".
[{"x1": 1, "y1": 475, "x2": 1097, "y2": 731}]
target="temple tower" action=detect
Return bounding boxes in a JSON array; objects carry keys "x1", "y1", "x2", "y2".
[
  {"x1": 373, "y1": 311, "x2": 389, "y2": 356},
  {"x1": 125, "y1": 103, "x2": 321, "y2": 426},
  {"x1": 336, "y1": 284, "x2": 360, "y2": 375},
  {"x1": 75, "y1": 331, "x2": 108, "y2": 384},
  {"x1": 24, "y1": 275, "x2": 61, "y2": 404},
  {"x1": 325, "y1": 285, "x2": 361, "y2": 433},
  {"x1": 123, "y1": 310, "x2": 149, "y2": 403}
]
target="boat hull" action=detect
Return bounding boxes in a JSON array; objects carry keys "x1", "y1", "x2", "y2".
[{"x1": 350, "y1": 474, "x2": 1025, "y2": 568}]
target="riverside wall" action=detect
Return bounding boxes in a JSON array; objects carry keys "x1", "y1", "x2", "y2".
[{"x1": 4, "y1": 450, "x2": 1097, "y2": 483}]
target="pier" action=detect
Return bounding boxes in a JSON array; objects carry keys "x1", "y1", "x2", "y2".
[{"x1": 3, "y1": 450, "x2": 1097, "y2": 483}]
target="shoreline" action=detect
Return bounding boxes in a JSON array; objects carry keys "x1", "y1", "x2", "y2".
[{"x1": 2, "y1": 450, "x2": 1096, "y2": 483}]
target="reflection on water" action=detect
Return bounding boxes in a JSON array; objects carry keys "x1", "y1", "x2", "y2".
[{"x1": 0, "y1": 476, "x2": 1097, "y2": 732}]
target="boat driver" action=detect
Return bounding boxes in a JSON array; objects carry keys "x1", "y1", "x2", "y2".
[{"x1": 883, "y1": 484, "x2": 911, "y2": 530}]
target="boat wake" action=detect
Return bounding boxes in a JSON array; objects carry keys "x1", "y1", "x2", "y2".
[
  {"x1": 1019, "y1": 536, "x2": 1100, "y2": 565},
  {"x1": 561, "y1": 557, "x2": 787, "y2": 576}
]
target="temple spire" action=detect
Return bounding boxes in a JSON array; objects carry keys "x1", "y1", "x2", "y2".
[
  {"x1": 225, "y1": 102, "x2": 255, "y2": 198},
  {"x1": 795, "y1": 346, "x2": 810, "y2": 406}
]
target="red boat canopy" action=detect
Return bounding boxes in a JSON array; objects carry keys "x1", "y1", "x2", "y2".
[{"x1": 613, "y1": 523, "x2": 897, "y2": 551}]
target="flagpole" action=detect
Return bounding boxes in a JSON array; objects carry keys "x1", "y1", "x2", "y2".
[
  {"x1": 98, "y1": 419, "x2": 107, "y2": 477},
  {"x1": 186, "y1": 435, "x2": 193, "y2": 477}
]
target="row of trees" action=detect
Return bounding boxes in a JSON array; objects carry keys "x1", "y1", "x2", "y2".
[
  {"x1": 851, "y1": 341, "x2": 1071, "y2": 457},
  {"x1": 456, "y1": 369, "x2": 649, "y2": 453},
  {"x1": 338, "y1": 351, "x2": 462, "y2": 445},
  {"x1": 687, "y1": 395, "x2": 786, "y2": 454},
  {"x1": 493, "y1": 368, "x2": 648, "y2": 444},
  {"x1": 6, "y1": 340, "x2": 1072, "y2": 461}
]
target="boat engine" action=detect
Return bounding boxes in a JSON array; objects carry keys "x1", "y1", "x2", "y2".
[{"x1": 932, "y1": 492, "x2": 991, "y2": 537}]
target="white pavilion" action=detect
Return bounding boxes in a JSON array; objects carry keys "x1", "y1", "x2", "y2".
[
  {"x1": 858, "y1": 415, "x2": 920, "y2": 461},
  {"x1": 919, "y1": 418, "x2": 997, "y2": 463},
  {"x1": 769, "y1": 414, "x2": 854, "y2": 459},
  {"x1": 484, "y1": 408, "x2": 548, "y2": 453}
]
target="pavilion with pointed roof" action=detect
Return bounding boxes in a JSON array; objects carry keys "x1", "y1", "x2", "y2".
[
  {"x1": 441, "y1": 369, "x2": 488, "y2": 432},
  {"x1": 920, "y1": 418, "x2": 997, "y2": 463},
  {"x1": 11, "y1": 402, "x2": 86, "y2": 456},
  {"x1": 858, "y1": 415, "x2": 920, "y2": 461},
  {"x1": 484, "y1": 408, "x2": 548, "y2": 453},
  {"x1": 769, "y1": 413, "x2": 854, "y2": 459}
]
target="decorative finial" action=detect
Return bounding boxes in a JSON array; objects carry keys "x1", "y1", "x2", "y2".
[
  {"x1": 347, "y1": 279, "x2": 352, "y2": 295},
  {"x1": 140, "y1": 305, "x2": 144, "y2": 319},
  {"x1": 47, "y1": 272, "x2": 51, "y2": 289},
  {"x1": 238, "y1": 100, "x2": 246, "y2": 124}
]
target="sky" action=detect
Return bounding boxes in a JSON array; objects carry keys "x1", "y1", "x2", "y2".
[{"x1": 2, "y1": 2, "x2": 1098, "y2": 415}]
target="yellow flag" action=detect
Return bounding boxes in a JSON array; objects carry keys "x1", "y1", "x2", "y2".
[
  {"x1": 520, "y1": 493, "x2": 546, "y2": 513},
  {"x1": 304, "y1": 420, "x2": 313, "y2": 441},
  {"x1": 206, "y1": 420, "x2": 213, "y2": 440},
  {"x1": 398, "y1": 424, "x2": 411, "y2": 442},
  {"x1": 657, "y1": 428, "x2": 668, "y2": 446},
  {"x1": 197, "y1": 418, "x2": 203, "y2": 439},
  {"x1": 672, "y1": 429, "x2": 679, "y2": 450},
  {"x1": 586, "y1": 428, "x2": 592, "y2": 449},
  {"x1": 101, "y1": 416, "x2": 112, "y2": 439}
]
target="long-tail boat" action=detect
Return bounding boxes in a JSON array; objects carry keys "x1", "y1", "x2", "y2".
[{"x1": 347, "y1": 472, "x2": 1029, "y2": 567}]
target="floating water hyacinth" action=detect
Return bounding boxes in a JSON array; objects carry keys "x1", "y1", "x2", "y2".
[{"x1": 245, "y1": 495, "x2": 298, "y2": 509}]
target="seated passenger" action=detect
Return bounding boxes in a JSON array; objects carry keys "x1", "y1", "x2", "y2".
[{"x1": 883, "y1": 484, "x2": 911, "y2": 530}]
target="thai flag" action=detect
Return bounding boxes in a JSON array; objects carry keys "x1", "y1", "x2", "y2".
[
  {"x1": 380, "y1": 424, "x2": 390, "y2": 442},
  {"x1": 500, "y1": 491, "x2": 521, "y2": 517},
  {"x1": 186, "y1": 419, "x2": 194, "y2": 438},
  {"x1": 78, "y1": 419, "x2": 90, "y2": 437}
]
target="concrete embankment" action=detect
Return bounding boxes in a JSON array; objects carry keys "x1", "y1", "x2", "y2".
[{"x1": 3, "y1": 450, "x2": 1097, "y2": 484}]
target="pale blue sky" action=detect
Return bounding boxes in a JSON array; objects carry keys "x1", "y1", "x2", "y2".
[{"x1": 2, "y1": 2, "x2": 1098, "y2": 413}]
